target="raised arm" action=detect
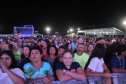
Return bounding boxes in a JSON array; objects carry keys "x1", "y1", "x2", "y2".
[{"x1": 0, "y1": 62, "x2": 25, "y2": 84}]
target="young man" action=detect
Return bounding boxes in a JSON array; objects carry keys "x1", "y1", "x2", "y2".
[{"x1": 110, "y1": 45, "x2": 126, "y2": 73}]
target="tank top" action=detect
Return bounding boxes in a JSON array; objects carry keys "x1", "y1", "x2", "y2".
[{"x1": 14, "y1": 51, "x2": 22, "y2": 61}]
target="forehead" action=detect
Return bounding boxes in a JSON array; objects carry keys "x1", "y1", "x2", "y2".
[
  {"x1": 89, "y1": 45, "x2": 93, "y2": 47},
  {"x1": 59, "y1": 48, "x2": 65, "y2": 51},
  {"x1": 63, "y1": 52, "x2": 72, "y2": 57},
  {"x1": 43, "y1": 41, "x2": 46, "y2": 43},
  {"x1": 77, "y1": 44, "x2": 83, "y2": 47},
  {"x1": 23, "y1": 47, "x2": 29, "y2": 50},
  {"x1": 31, "y1": 49, "x2": 40, "y2": 52},
  {"x1": 50, "y1": 47, "x2": 55, "y2": 49},
  {"x1": 1, "y1": 54, "x2": 11, "y2": 58}
]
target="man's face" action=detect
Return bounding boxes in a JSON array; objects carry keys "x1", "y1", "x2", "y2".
[
  {"x1": 76, "y1": 44, "x2": 84, "y2": 55},
  {"x1": 25, "y1": 39, "x2": 30, "y2": 43},
  {"x1": 73, "y1": 38, "x2": 77, "y2": 42}
]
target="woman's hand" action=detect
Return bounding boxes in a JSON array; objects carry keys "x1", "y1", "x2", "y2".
[
  {"x1": 102, "y1": 73, "x2": 111, "y2": 78},
  {"x1": 0, "y1": 61, "x2": 9, "y2": 72},
  {"x1": 43, "y1": 77, "x2": 50, "y2": 84}
]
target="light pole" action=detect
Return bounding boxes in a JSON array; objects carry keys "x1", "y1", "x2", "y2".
[
  {"x1": 70, "y1": 28, "x2": 73, "y2": 32},
  {"x1": 67, "y1": 30, "x2": 69, "y2": 35},
  {"x1": 46, "y1": 27, "x2": 50, "y2": 36},
  {"x1": 77, "y1": 28, "x2": 80, "y2": 37},
  {"x1": 123, "y1": 21, "x2": 126, "y2": 38}
]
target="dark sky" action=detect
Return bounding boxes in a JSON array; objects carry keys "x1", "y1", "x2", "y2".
[{"x1": 0, "y1": 1, "x2": 126, "y2": 34}]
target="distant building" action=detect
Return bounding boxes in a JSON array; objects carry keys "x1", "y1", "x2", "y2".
[{"x1": 67, "y1": 27, "x2": 125, "y2": 38}]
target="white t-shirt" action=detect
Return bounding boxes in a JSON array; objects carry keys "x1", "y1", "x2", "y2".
[
  {"x1": 0, "y1": 68, "x2": 25, "y2": 84},
  {"x1": 88, "y1": 57, "x2": 104, "y2": 73}
]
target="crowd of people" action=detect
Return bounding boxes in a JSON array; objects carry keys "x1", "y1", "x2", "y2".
[{"x1": 0, "y1": 33, "x2": 126, "y2": 84}]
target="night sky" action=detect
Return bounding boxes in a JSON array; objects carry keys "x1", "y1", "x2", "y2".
[{"x1": 0, "y1": 1, "x2": 126, "y2": 35}]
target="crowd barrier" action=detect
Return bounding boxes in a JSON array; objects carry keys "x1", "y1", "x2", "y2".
[
  {"x1": 26, "y1": 79, "x2": 87, "y2": 84},
  {"x1": 26, "y1": 73, "x2": 126, "y2": 84},
  {"x1": 111, "y1": 73, "x2": 126, "y2": 84}
]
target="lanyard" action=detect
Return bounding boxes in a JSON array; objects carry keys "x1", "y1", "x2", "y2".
[{"x1": 116, "y1": 56, "x2": 125, "y2": 69}]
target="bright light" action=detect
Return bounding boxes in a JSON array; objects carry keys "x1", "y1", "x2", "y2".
[
  {"x1": 68, "y1": 30, "x2": 69, "y2": 33},
  {"x1": 78, "y1": 28, "x2": 80, "y2": 30},
  {"x1": 46, "y1": 27, "x2": 51, "y2": 33},
  {"x1": 123, "y1": 21, "x2": 126, "y2": 25},
  {"x1": 46, "y1": 27, "x2": 50, "y2": 31},
  {"x1": 70, "y1": 29, "x2": 73, "y2": 32}
]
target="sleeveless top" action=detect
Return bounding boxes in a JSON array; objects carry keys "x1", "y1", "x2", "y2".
[{"x1": 14, "y1": 51, "x2": 22, "y2": 61}]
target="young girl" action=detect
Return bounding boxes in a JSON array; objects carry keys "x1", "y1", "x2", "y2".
[
  {"x1": 56, "y1": 50, "x2": 86, "y2": 82},
  {"x1": 85, "y1": 44, "x2": 111, "y2": 84}
]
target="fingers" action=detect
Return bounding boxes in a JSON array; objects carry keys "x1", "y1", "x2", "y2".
[
  {"x1": 106, "y1": 73, "x2": 111, "y2": 78},
  {"x1": 43, "y1": 77, "x2": 49, "y2": 84}
]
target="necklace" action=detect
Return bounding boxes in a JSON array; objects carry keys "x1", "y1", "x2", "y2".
[{"x1": 116, "y1": 56, "x2": 125, "y2": 69}]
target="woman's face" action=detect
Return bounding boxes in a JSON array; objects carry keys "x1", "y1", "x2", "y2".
[
  {"x1": 23, "y1": 47, "x2": 30, "y2": 57},
  {"x1": 0, "y1": 54, "x2": 12, "y2": 68},
  {"x1": 68, "y1": 44, "x2": 71, "y2": 50},
  {"x1": 88, "y1": 45, "x2": 94, "y2": 52},
  {"x1": 30, "y1": 49, "x2": 42, "y2": 62},
  {"x1": 49, "y1": 47, "x2": 56, "y2": 55},
  {"x1": 42, "y1": 41, "x2": 47, "y2": 48},
  {"x1": 1, "y1": 42, "x2": 7, "y2": 49},
  {"x1": 63, "y1": 52, "x2": 73, "y2": 66},
  {"x1": 54, "y1": 40, "x2": 57, "y2": 44}
]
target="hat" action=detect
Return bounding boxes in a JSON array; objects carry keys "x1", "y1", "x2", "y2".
[{"x1": 96, "y1": 37, "x2": 102, "y2": 42}]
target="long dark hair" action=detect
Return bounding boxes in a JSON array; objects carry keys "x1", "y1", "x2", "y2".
[
  {"x1": 84, "y1": 44, "x2": 105, "y2": 70},
  {"x1": 0, "y1": 50, "x2": 17, "y2": 69},
  {"x1": 64, "y1": 43, "x2": 72, "y2": 50}
]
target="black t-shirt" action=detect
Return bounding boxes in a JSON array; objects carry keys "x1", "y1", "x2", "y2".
[
  {"x1": 53, "y1": 57, "x2": 60, "y2": 71},
  {"x1": 53, "y1": 57, "x2": 61, "y2": 80},
  {"x1": 56, "y1": 62, "x2": 81, "y2": 72}
]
